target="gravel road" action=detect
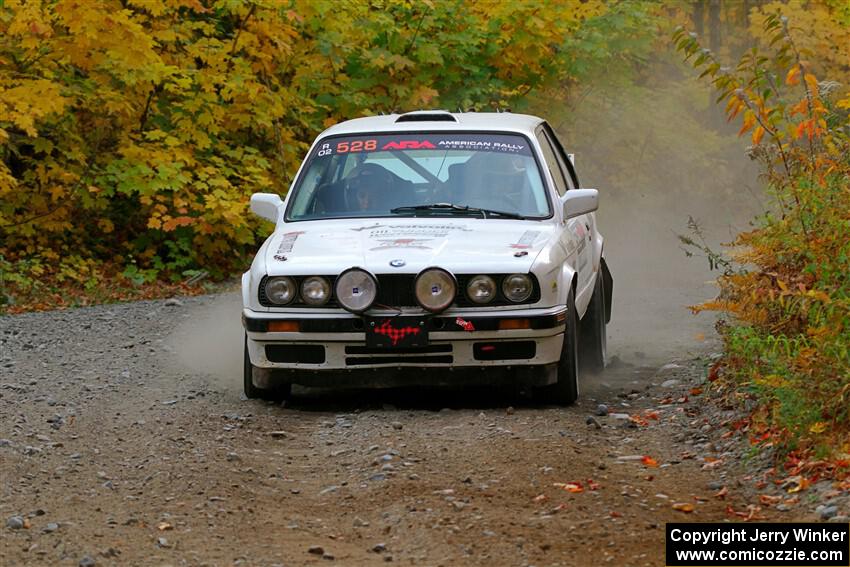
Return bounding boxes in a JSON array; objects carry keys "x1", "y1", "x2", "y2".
[{"x1": 1, "y1": 294, "x2": 782, "y2": 566}]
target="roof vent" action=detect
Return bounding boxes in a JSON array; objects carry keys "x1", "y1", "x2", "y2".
[{"x1": 395, "y1": 111, "x2": 457, "y2": 123}]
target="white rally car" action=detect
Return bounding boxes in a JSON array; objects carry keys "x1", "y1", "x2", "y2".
[{"x1": 242, "y1": 111, "x2": 612, "y2": 404}]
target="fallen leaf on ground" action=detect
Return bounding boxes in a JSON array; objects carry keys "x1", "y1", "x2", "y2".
[
  {"x1": 707, "y1": 362, "x2": 722, "y2": 381},
  {"x1": 641, "y1": 456, "x2": 659, "y2": 468},
  {"x1": 629, "y1": 415, "x2": 649, "y2": 427},
  {"x1": 726, "y1": 504, "x2": 766, "y2": 521},
  {"x1": 587, "y1": 479, "x2": 601, "y2": 490},
  {"x1": 784, "y1": 475, "x2": 810, "y2": 493},
  {"x1": 553, "y1": 482, "x2": 584, "y2": 493},
  {"x1": 714, "y1": 486, "x2": 728, "y2": 499},
  {"x1": 672, "y1": 503, "x2": 694, "y2": 513},
  {"x1": 157, "y1": 521, "x2": 173, "y2": 531},
  {"x1": 610, "y1": 511, "x2": 623, "y2": 518},
  {"x1": 759, "y1": 494, "x2": 782, "y2": 506},
  {"x1": 690, "y1": 387, "x2": 703, "y2": 396}
]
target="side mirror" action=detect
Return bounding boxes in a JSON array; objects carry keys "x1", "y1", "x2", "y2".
[
  {"x1": 561, "y1": 189, "x2": 598, "y2": 220},
  {"x1": 250, "y1": 193, "x2": 283, "y2": 223}
]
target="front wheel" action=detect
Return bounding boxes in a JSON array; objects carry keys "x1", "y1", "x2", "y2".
[
  {"x1": 243, "y1": 336, "x2": 291, "y2": 402},
  {"x1": 540, "y1": 288, "x2": 579, "y2": 405}
]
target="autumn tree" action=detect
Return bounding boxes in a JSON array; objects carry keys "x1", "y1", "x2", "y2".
[{"x1": 0, "y1": 0, "x2": 653, "y2": 309}]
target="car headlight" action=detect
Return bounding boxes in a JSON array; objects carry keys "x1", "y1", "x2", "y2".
[
  {"x1": 334, "y1": 268, "x2": 377, "y2": 313},
  {"x1": 415, "y1": 268, "x2": 456, "y2": 313},
  {"x1": 264, "y1": 276, "x2": 296, "y2": 305},
  {"x1": 502, "y1": 274, "x2": 533, "y2": 303},
  {"x1": 466, "y1": 275, "x2": 496, "y2": 304},
  {"x1": 301, "y1": 276, "x2": 331, "y2": 306}
]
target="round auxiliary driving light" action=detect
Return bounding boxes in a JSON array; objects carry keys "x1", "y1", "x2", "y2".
[
  {"x1": 301, "y1": 276, "x2": 331, "y2": 306},
  {"x1": 415, "y1": 268, "x2": 457, "y2": 313},
  {"x1": 466, "y1": 275, "x2": 496, "y2": 304},
  {"x1": 264, "y1": 276, "x2": 296, "y2": 305},
  {"x1": 502, "y1": 274, "x2": 533, "y2": 303},
  {"x1": 334, "y1": 268, "x2": 378, "y2": 313}
]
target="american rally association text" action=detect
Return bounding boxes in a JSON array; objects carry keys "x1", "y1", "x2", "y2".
[{"x1": 669, "y1": 527, "x2": 848, "y2": 547}]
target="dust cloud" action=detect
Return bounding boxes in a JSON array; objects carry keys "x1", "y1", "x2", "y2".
[
  {"x1": 170, "y1": 292, "x2": 243, "y2": 392},
  {"x1": 550, "y1": 61, "x2": 763, "y2": 372}
]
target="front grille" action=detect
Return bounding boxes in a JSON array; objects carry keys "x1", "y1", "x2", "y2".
[
  {"x1": 344, "y1": 343, "x2": 453, "y2": 366},
  {"x1": 345, "y1": 344, "x2": 452, "y2": 355},
  {"x1": 345, "y1": 355, "x2": 453, "y2": 366},
  {"x1": 375, "y1": 274, "x2": 417, "y2": 307},
  {"x1": 258, "y1": 274, "x2": 540, "y2": 309}
]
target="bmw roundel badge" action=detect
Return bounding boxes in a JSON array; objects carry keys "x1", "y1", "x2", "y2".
[{"x1": 389, "y1": 259, "x2": 406, "y2": 268}]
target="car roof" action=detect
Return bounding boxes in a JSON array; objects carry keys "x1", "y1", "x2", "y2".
[{"x1": 319, "y1": 111, "x2": 546, "y2": 138}]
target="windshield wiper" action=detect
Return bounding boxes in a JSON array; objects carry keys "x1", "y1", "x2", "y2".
[{"x1": 390, "y1": 203, "x2": 524, "y2": 220}]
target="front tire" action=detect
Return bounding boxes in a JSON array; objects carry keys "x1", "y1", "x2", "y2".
[
  {"x1": 580, "y1": 270, "x2": 607, "y2": 373},
  {"x1": 541, "y1": 288, "x2": 579, "y2": 406},
  {"x1": 243, "y1": 336, "x2": 291, "y2": 402}
]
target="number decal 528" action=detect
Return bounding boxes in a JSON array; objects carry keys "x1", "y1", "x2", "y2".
[{"x1": 336, "y1": 139, "x2": 377, "y2": 153}]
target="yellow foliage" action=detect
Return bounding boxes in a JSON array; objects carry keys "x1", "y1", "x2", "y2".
[
  {"x1": 2, "y1": 0, "x2": 624, "y2": 279},
  {"x1": 750, "y1": 0, "x2": 850, "y2": 84}
]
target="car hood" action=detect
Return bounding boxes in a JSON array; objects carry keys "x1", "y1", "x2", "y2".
[{"x1": 263, "y1": 218, "x2": 556, "y2": 275}]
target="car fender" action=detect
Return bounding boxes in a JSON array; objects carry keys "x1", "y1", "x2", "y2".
[
  {"x1": 241, "y1": 270, "x2": 251, "y2": 309},
  {"x1": 243, "y1": 235, "x2": 276, "y2": 312},
  {"x1": 532, "y1": 237, "x2": 577, "y2": 310},
  {"x1": 592, "y1": 230, "x2": 604, "y2": 272}
]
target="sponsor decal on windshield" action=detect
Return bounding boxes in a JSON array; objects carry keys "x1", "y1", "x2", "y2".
[
  {"x1": 312, "y1": 134, "x2": 533, "y2": 159},
  {"x1": 382, "y1": 140, "x2": 436, "y2": 150},
  {"x1": 437, "y1": 140, "x2": 526, "y2": 153}
]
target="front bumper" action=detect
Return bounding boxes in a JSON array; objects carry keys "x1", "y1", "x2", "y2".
[{"x1": 243, "y1": 306, "x2": 566, "y2": 377}]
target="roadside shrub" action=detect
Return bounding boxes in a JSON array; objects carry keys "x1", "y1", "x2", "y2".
[{"x1": 675, "y1": 13, "x2": 850, "y2": 462}]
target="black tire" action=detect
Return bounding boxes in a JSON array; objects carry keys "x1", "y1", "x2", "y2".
[
  {"x1": 243, "y1": 336, "x2": 292, "y2": 402},
  {"x1": 541, "y1": 288, "x2": 579, "y2": 406},
  {"x1": 580, "y1": 270, "x2": 607, "y2": 374}
]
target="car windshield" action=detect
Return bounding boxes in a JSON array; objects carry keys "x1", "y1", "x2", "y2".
[{"x1": 286, "y1": 133, "x2": 550, "y2": 221}]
